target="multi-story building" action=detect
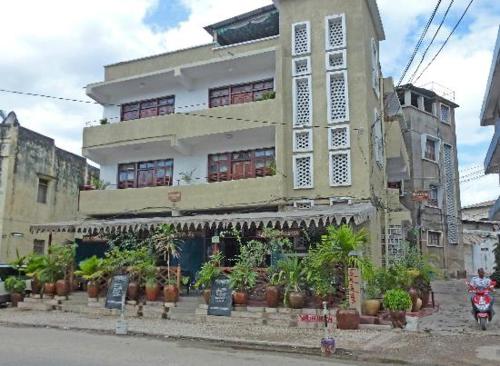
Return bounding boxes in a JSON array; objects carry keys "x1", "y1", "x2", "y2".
[
  {"x1": 396, "y1": 84, "x2": 464, "y2": 275},
  {"x1": 0, "y1": 111, "x2": 96, "y2": 261},
  {"x1": 33, "y1": 0, "x2": 415, "y2": 272},
  {"x1": 480, "y1": 26, "x2": 500, "y2": 221}
]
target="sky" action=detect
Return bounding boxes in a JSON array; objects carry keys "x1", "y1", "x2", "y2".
[{"x1": 0, "y1": 0, "x2": 499, "y2": 206}]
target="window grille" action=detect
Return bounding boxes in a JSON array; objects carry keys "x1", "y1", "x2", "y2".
[
  {"x1": 327, "y1": 71, "x2": 349, "y2": 123},
  {"x1": 387, "y1": 225, "x2": 404, "y2": 264},
  {"x1": 440, "y1": 104, "x2": 450, "y2": 123},
  {"x1": 372, "y1": 110, "x2": 384, "y2": 168},
  {"x1": 294, "y1": 200, "x2": 314, "y2": 209},
  {"x1": 444, "y1": 144, "x2": 458, "y2": 244},
  {"x1": 329, "y1": 150, "x2": 351, "y2": 186},
  {"x1": 428, "y1": 185, "x2": 439, "y2": 207},
  {"x1": 292, "y1": 56, "x2": 311, "y2": 76},
  {"x1": 328, "y1": 125, "x2": 350, "y2": 150},
  {"x1": 292, "y1": 22, "x2": 311, "y2": 56},
  {"x1": 293, "y1": 76, "x2": 312, "y2": 126},
  {"x1": 293, "y1": 129, "x2": 313, "y2": 152},
  {"x1": 428, "y1": 231, "x2": 442, "y2": 247},
  {"x1": 371, "y1": 38, "x2": 380, "y2": 97},
  {"x1": 326, "y1": 50, "x2": 346, "y2": 71},
  {"x1": 293, "y1": 154, "x2": 313, "y2": 189},
  {"x1": 325, "y1": 14, "x2": 346, "y2": 50},
  {"x1": 33, "y1": 240, "x2": 45, "y2": 255}
]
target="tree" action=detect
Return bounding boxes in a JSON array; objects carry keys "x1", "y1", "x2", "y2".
[{"x1": 150, "y1": 224, "x2": 182, "y2": 284}]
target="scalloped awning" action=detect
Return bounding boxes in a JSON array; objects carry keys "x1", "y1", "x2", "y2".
[{"x1": 31, "y1": 203, "x2": 375, "y2": 235}]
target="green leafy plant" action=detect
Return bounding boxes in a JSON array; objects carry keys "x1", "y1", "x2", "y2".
[
  {"x1": 91, "y1": 177, "x2": 109, "y2": 190},
  {"x1": 275, "y1": 257, "x2": 305, "y2": 305},
  {"x1": 240, "y1": 240, "x2": 267, "y2": 268},
  {"x1": 99, "y1": 118, "x2": 108, "y2": 125},
  {"x1": 383, "y1": 289, "x2": 412, "y2": 311},
  {"x1": 150, "y1": 224, "x2": 182, "y2": 284},
  {"x1": 195, "y1": 252, "x2": 224, "y2": 289},
  {"x1": 364, "y1": 281, "x2": 381, "y2": 300},
  {"x1": 106, "y1": 231, "x2": 147, "y2": 252},
  {"x1": 103, "y1": 247, "x2": 150, "y2": 275},
  {"x1": 24, "y1": 254, "x2": 46, "y2": 280},
  {"x1": 5, "y1": 276, "x2": 26, "y2": 294},
  {"x1": 49, "y1": 243, "x2": 76, "y2": 280},
  {"x1": 228, "y1": 262, "x2": 257, "y2": 292},
  {"x1": 256, "y1": 91, "x2": 276, "y2": 101},
  {"x1": 261, "y1": 228, "x2": 292, "y2": 265},
  {"x1": 179, "y1": 169, "x2": 196, "y2": 184},
  {"x1": 74, "y1": 256, "x2": 104, "y2": 281}
]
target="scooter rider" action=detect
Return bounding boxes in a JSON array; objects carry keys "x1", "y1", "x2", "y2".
[{"x1": 470, "y1": 268, "x2": 495, "y2": 318}]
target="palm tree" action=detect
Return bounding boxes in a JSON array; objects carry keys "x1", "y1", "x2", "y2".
[{"x1": 150, "y1": 224, "x2": 182, "y2": 284}]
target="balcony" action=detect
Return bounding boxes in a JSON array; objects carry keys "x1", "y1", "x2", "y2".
[
  {"x1": 79, "y1": 175, "x2": 284, "y2": 217},
  {"x1": 484, "y1": 120, "x2": 500, "y2": 174},
  {"x1": 82, "y1": 99, "x2": 280, "y2": 164}
]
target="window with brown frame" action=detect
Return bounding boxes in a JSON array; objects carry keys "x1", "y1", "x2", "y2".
[
  {"x1": 427, "y1": 185, "x2": 439, "y2": 207},
  {"x1": 118, "y1": 159, "x2": 173, "y2": 189},
  {"x1": 121, "y1": 96, "x2": 175, "y2": 121},
  {"x1": 427, "y1": 231, "x2": 441, "y2": 247},
  {"x1": 425, "y1": 138, "x2": 437, "y2": 161},
  {"x1": 209, "y1": 79, "x2": 274, "y2": 108},
  {"x1": 208, "y1": 148, "x2": 275, "y2": 183}
]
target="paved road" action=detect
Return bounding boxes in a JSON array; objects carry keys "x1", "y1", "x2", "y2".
[{"x1": 0, "y1": 326, "x2": 377, "y2": 366}]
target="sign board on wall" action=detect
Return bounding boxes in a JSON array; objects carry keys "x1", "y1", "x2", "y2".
[
  {"x1": 412, "y1": 191, "x2": 429, "y2": 202},
  {"x1": 347, "y1": 268, "x2": 361, "y2": 312},
  {"x1": 168, "y1": 191, "x2": 182, "y2": 203}
]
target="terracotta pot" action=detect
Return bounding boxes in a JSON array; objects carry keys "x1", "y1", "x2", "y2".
[
  {"x1": 421, "y1": 291, "x2": 430, "y2": 308},
  {"x1": 31, "y1": 278, "x2": 42, "y2": 295},
  {"x1": 145, "y1": 284, "x2": 159, "y2": 302},
  {"x1": 288, "y1": 291, "x2": 305, "y2": 309},
  {"x1": 10, "y1": 292, "x2": 23, "y2": 307},
  {"x1": 233, "y1": 291, "x2": 248, "y2": 305},
  {"x1": 56, "y1": 279, "x2": 68, "y2": 297},
  {"x1": 362, "y1": 299, "x2": 381, "y2": 316},
  {"x1": 266, "y1": 286, "x2": 280, "y2": 308},
  {"x1": 336, "y1": 309, "x2": 360, "y2": 330},
  {"x1": 44, "y1": 282, "x2": 56, "y2": 296},
  {"x1": 127, "y1": 282, "x2": 139, "y2": 301},
  {"x1": 164, "y1": 284, "x2": 179, "y2": 303},
  {"x1": 408, "y1": 288, "x2": 419, "y2": 312},
  {"x1": 87, "y1": 281, "x2": 99, "y2": 299},
  {"x1": 202, "y1": 289, "x2": 211, "y2": 305},
  {"x1": 390, "y1": 310, "x2": 407, "y2": 328}
]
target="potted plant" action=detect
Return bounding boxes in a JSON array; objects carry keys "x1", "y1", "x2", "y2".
[
  {"x1": 362, "y1": 282, "x2": 382, "y2": 316},
  {"x1": 74, "y1": 256, "x2": 104, "y2": 299},
  {"x1": 50, "y1": 243, "x2": 76, "y2": 296},
  {"x1": 25, "y1": 254, "x2": 46, "y2": 296},
  {"x1": 150, "y1": 224, "x2": 182, "y2": 303},
  {"x1": 336, "y1": 301, "x2": 360, "y2": 329},
  {"x1": 38, "y1": 254, "x2": 63, "y2": 297},
  {"x1": 179, "y1": 169, "x2": 196, "y2": 185},
  {"x1": 383, "y1": 288, "x2": 412, "y2": 328},
  {"x1": 142, "y1": 261, "x2": 159, "y2": 302},
  {"x1": 266, "y1": 266, "x2": 284, "y2": 308},
  {"x1": 194, "y1": 252, "x2": 223, "y2": 304},
  {"x1": 277, "y1": 257, "x2": 305, "y2": 309},
  {"x1": 4, "y1": 276, "x2": 26, "y2": 307},
  {"x1": 228, "y1": 262, "x2": 257, "y2": 306}
]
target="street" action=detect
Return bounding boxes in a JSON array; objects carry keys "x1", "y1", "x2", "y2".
[{"x1": 0, "y1": 326, "x2": 377, "y2": 366}]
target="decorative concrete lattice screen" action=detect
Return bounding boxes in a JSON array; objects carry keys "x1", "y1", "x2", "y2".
[
  {"x1": 372, "y1": 111, "x2": 384, "y2": 167},
  {"x1": 293, "y1": 130, "x2": 313, "y2": 152},
  {"x1": 371, "y1": 38, "x2": 380, "y2": 96},
  {"x1": 329, "y1": 125, "x2": 350, "y2": 150},
  {"x1": 326, "y1": 50, "x2": 346, "y2": 71},
  {"x1": 294, "y1": 200, "x2": 314, "y2": 209},
  {"x1": 293, "y1": 76, "x2": 312, "y2": 126},
  {"x1": 387, "y1": 225, "x2": 404, "y2": 264},
  {"x1": 329, "y1": 151, "x2": 351, "y2": 186},
  {"x1": 326, "y1": 14, "x2": 346, "y2": 50},
  {"x1": 292, "y1": 22, "x2": 310, "y2": 56},
  {"x1": 293, "y1": 155, "x2": 313, "y2": 189},
  {"x1": 327, "y1": 71, "x2": 349, "y2": 123},
  {"x1": 293, "y1": 57, "x2": 311, "y2": 76},
  {"x1": 444, "y1": 145, "x2": 458, "y2": 244}
]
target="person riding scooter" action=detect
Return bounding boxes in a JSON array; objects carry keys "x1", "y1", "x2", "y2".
[{"x1": 469, "y1": 268, "x2": 495, "y2": 320}]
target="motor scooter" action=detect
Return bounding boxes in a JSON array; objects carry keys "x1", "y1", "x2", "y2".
[{"x1": 467, "y1": 280, "x2": 496, "y2": 331}]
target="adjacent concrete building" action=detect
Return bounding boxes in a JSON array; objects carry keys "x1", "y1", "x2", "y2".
[
  {"x1": 462, "y1": 201, "x2": 499, "y2": 275},
  {"x1": 32, "y1": 0, "x2": 414, "y2": 272},
  {"x1": 0, "y1": 111, "x2": 95, "y2": 261},
  {"x1": 480, "y1": 26, "x2": 500, "y2": 221},
  {"x1": 396, "y1": 84, "x2": 464, "y2": 275}
]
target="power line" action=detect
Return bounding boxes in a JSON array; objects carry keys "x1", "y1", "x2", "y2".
[
  {"x1": 413, "y1": 0, "x2": 476, "y2": 84},
  {"x1": 407, "y1": 0, "x2": 455, "y2": 84},
  {"x1": 0, "y1": 88, "x2": 100, "y2": 105},
  {"x1": 397, "y1": 0, "x2": 443, "y2": 86}
]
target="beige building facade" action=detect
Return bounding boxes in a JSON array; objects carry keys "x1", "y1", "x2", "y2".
[{"x1": 0, "y1": 111, "x2": 94, "y2": 261}]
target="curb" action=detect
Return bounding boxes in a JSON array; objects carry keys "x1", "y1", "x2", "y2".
[{"x1": 0, "y1": 320, "x2": 409, "y2": 364}]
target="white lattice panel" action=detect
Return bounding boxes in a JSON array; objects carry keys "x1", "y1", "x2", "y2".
[
  {"x1": 371, "y1": 38, "x2": 380, "y2": 97},
  {"x1": 372, "y1": 110, "x2": 384, "y2": 167},
  {"x1": 294, "y1": 200, "x2": 314, "y2": 209},
  {"x1": 293, "y1": 56, "x2": 311, "y2": 76},
  {"x1": 293, "y1": 76, "x2": 312, "y2": 126},
  {"x1": 328, "y1": 125, "x2": 350, "y2": 150},
  {"x1": 327, "y1": 71, "x2": 349, "y2": 123},
  {"x1": 292, "y1": 22, "x2": 310, "y2": 56},
  {"x1": 444, "y1": 144, "x2": 458, "y2": 244},
  {"x1": 293, "y1": 154, "x2": 313, "y2": 189},
  {"x1": 326, "y1": 50, "x2": 346, "y2": 71},
  {"x1": 387, "y1": 225, "x2": 404, "y2": 264},
  {"x1": 293, "y1": 129, "x2": 313, "y2": 152},
  {"x1": 329, "y1": 151, "x2": 351, "y2": 186},
  {"x1": 325, "y1": 14, "x2": 346, "y2": 50}
]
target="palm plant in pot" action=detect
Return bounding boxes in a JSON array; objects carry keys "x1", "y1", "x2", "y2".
[
  {"x1": 37, "y1": 254, "x2": 64, "y2": 297},
  {"x1": 5, "y1": 276, "x2": 26, "y2": 307},
  {"x1": 138, "y1": 260, "x2": 159, "y2": 302},
  {"x1": 383, "y1": 288, "x2": 412, "y2": 328},
  {"x1": 150, "y1": 224, "x2": 182, "y2": 303},
  {"x1": 25, "y1": 254, "x2": 46, "y2": 296},
  {"x1": 194, "y1": 252, "x2": 223, "y2": 304},
  {"x1": 228, "y1": 262, "x2": 257, "y2": 306},
  {"x1": 50, "y1": 243, "x2": 76, "y2": 296},
  {"x1": 362, "y1": 281, "x2": 382, "y2": 316},
  {"x1": 74, "y1": 256, "x2": 104, "y2": 299},
  {"x1": 266, "y1": 265, "x2": 285, "y2": 308},
  {"x1": 277, "y1": 257, "x2": 305, "y2": 309}
]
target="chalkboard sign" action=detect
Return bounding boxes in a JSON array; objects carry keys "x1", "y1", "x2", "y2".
[
  {"x1": 105, "y1": 275, "x2": 129, "y2": 310},
  {"x1": 207, "y1": 276, "x2": 232, "y2": 317}
]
